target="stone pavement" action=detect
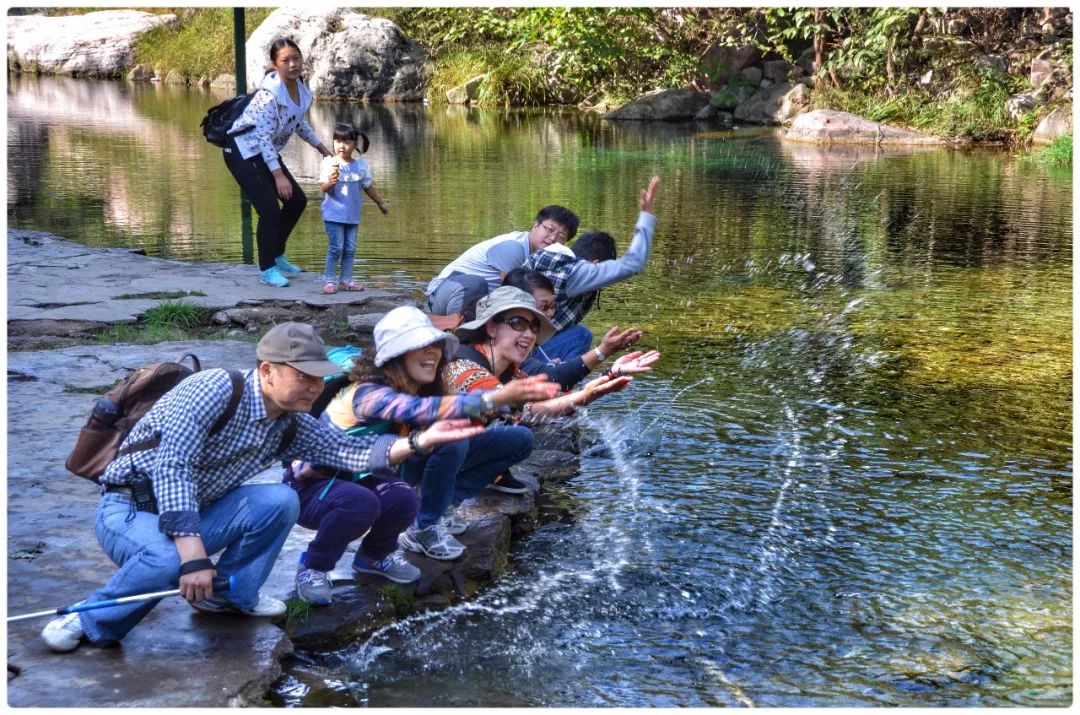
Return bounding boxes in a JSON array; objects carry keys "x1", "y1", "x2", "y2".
[
  {"x1": 8, "y1": 229, "x2": 397, "y2": 325},
  {"x1": 4, "y1": 231, "x2": 580, "y2": 707}
]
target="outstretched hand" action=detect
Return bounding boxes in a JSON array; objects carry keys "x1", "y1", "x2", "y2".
[
  {"x1": 609, "y1": 349, "x2": 661, "y2": 376},
  {"x1": 598, "y1": 325, "x2": 643, "y2": 358},
  {"x1": 417, "y1": 419, "x2": 486, "y2": 450},
  {"x1": 497, "y1": 374, "x2": 560, "y2": 407},
  {"x1": 639, "y1": 175, "x2": 661, "y2": 213},
  {"x1": 576, "y1": 374, "x2": 634, "y2": 406}
]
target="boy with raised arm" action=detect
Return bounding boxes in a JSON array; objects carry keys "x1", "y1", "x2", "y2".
[{"x1": 523, "y1": 176, "x2": 661, "y2": 364}]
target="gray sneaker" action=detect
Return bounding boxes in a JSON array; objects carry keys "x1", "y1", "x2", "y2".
[
  {"x1": 294, "y1": 567, "x2": 333, "y2": 606},
  {"x1": 352, "y1": 549, "x2": 421, "y2": 584},
  {"x1": 398, "y1": 523, "x2": 465, "y2": 560},
  {"x1": 440, "y1": 505, "x2": 467, "y2": 535}
]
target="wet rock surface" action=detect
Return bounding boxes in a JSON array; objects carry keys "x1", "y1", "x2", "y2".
[{"x1": 6, "y1": 231, "x2": 582, "y2": 706}]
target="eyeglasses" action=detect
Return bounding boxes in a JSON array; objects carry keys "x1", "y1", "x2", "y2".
[
  {"x1": 537, "y1": 222, "x2": 568, "y2": 242},
  {"x1": 495, "y1": 315, "x2": 541, "y2": 334}
]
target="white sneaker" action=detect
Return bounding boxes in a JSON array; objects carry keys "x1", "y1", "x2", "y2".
[
  {"x1": 440, "y1": 505, "x2": 467, "y2": 535},
  {"x1": 398, "y1": 523, "x2": 465, "y2": 560},
  {"x1": 41, "y1": 612, "x2": 85, "y2": 652},
  {"x1": 191, "y1": 592, "x2": 287, "y2": 617}
]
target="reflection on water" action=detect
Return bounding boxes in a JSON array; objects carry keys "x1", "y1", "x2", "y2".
[{"x1": 8, "y1": 76, "x2": 1071, "y2": 707}]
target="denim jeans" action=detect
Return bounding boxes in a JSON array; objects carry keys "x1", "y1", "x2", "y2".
[
  {"x1": 401, "y1": 425, "x2": 534, "y2": 528},
  {"x1": 323, "y1": 220, "x2": 359, "y2": 282},
  {"x1": 79, "y1": 484, "x2": 299, "y2": 646},
  {"x1": 535, "y1": 324, "x2": 594, "y2": 364}
]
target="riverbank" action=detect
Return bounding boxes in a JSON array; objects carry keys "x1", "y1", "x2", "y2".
[
  {"x1": 5, "y1": 230, "x2": 580, "y2": 706},
  {"x1": 8, "y1": 7, "x2": 1071, "y2": 147}
]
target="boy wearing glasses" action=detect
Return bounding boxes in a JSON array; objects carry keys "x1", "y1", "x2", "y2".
[
  {"x1": 523, "y1": 176, "x2": 660, "y2": 364},
  {"x1": 426, "y1": 205, "x2": 580, "y2": 321}
]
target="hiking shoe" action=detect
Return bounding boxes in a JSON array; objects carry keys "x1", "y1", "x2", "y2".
[
  {"x1": 398, "y1": 523, "x2": 465, "y2": 560},
  {"x1": 295, "y1": 567, "x2": 333, "y2": 606},
  {"x1": 485, "y1": 471, "x2": 529, "y2": 494},
  {"x1": 275, "y1": 255, "x2": 303, "y2": 276},
  {"x1": 191, "y1": 592, "x2": 287, "y2": 617},
  {"x1": 440, "y1": 505, "x2": 467, "y2": 535},
  {"x1": 41, "y1": 612, "x2": 85, "y2": 653},
  {"x1": 352, "y1": 550, "x2": 421, "y2": 584},
  {"x1": 260, "y1": 267, "x2": 289, "y2": 288}
]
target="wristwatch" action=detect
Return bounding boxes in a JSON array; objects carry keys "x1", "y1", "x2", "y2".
[{"x1": 481, "y1": 391, "x2": 496, "y2": 414}]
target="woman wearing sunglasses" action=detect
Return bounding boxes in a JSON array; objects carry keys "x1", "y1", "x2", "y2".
[{"x1": 444, "y1": 286, "x2": 634, "y2": 490}]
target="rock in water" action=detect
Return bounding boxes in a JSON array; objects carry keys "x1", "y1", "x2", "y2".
[
  {"x1": 785, "y1": 110, "x2": 946, "y2": 146},
  {"x1": 7, "y1": 10, "x2": 177, "y2": 78}
]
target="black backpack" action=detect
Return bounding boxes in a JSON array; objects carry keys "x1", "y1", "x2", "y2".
[{"x1": 200, "y1": 88, "x2": 269, "y2": 147}]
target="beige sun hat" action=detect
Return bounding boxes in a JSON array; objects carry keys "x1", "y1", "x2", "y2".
[
  {"x1": 454, "y1": 286, "x2": 556, "y2": 344},
  {"x1": 374, "y1": 306, "x2": 459, "y2": 367}
]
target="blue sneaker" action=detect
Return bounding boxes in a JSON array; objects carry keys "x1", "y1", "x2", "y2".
[
  {"x1": 353, "y1": 549, "x2": 421, "y2": 584},
  {"x1": 260, "y1": 267, "x2": 289, "y2": 287},
  {"x1": 275, "y1": 255, "x2": 303, "y2": 276}
]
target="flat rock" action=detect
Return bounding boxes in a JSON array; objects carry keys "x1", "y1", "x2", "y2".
[
  {"x1": 785, "y1": 109, "x2": 946, "y2": 146},
  {"x1": 7, "y1": 230, "x2": 396, "y2": 325}
]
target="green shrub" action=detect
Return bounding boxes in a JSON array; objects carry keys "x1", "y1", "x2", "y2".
[{"x1": 1026, "y1": 135, "x2": 1072, "y2": 165}]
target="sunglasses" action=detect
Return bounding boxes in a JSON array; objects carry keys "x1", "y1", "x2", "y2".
[{"x1": 495, "y1": 315, "x2": 542, "y2": 334}]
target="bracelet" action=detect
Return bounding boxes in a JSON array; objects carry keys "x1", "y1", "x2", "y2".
[
  {"x1": 407, "y1": 430, "x2": 431, "y2": 456},
  {"x1": 480, "y1": 391, "x2": 496, "y2": 414},
  {"x1": 179, "y1": 558, "x2": 215, "y2": 577},
  {"x1": 593, "y1": 347, "x2": 606, "y2": 362}
]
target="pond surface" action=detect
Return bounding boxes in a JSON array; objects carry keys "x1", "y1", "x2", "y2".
[{"x1": 8, "y1": 75, "x2": 1072, "y2": 707}]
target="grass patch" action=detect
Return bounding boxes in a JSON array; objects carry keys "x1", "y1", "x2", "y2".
[
  {"x1": 429, "y1": 46, "x2": 550, "y2": 106},
  {"x1": 115, "y1": 291, "x2": 207, "y2": 300},
  {"x1": 284, "y1": 597, "x2": 311, "y2": 629},
  {"x1": 63, "y1": 384, "x2": 117, "y2": 394},
  {"x1": 97, "y1": 300, "x2": 225, "y2": 345},
  {"x1": 376, "y1": 584, "x2": 415, "y2": 617},
  {"x1": 1025, "y1": 135, "x2": 1072, "y2": 165},
  {"x1": 132, "y1": 7, "x2": 275, "y2": 81},
  {"x1": 144, "y1": 299, "x2": 210, "y2": 329}
]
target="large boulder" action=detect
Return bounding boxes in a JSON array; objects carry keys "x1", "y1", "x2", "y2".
[
  {"x1": 700, "y1": 42, "x2": 762, "y2": 87},
  {"x1": 1031, "y1": 107, "x2": 1072, "y2": 145},
  {"x1": 6, "y1": 10, "x2": 177, "y2": 78},
  {"x1": 246, "y1": 7, "x2": 430, "y2": 101},
  {"x1": 785, "y1": 109, "x2": 946, "y2": 146},
  {"x1": 733, "y1": 82, "x2": 810, "y2": 125},
  {"x1": 602, "y1": 89, "x2": 710, "y2": 121}
]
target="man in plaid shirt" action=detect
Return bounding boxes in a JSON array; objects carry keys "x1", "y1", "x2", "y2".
[{"x1": 42, "y1": 323, "x2": 482, "y2": 653}]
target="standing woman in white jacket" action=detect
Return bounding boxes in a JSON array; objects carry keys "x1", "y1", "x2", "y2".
[{"x1": 224, "y1": 38, "x2": 333, "y2": 287}]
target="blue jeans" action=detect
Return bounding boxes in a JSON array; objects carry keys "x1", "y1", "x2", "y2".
[
  {"x1": 323, "y1": 220, "x2": 359, "y2": 282},
  {"x1": 79, "y1": 484, "x2": 299, "y2": 646},
  {"x1": 535, "y1": 324, "x2": 593, "y2": 365},
  {"x1": 401, "y1": 425, "x2": 534, "y2": 528}
]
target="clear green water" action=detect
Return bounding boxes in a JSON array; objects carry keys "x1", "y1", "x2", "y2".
[{"x1": 8, "y1": 75, "x2": 1071, "y2": 706}]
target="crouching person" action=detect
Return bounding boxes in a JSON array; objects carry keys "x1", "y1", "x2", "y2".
[{"x1": 42, "y1": 322, "x2": 482, "y2": 652}]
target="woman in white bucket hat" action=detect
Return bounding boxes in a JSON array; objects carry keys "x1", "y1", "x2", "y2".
[{"x1": 290, "y1": 307, "x2": 557, "y2": 578}]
